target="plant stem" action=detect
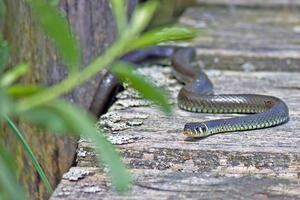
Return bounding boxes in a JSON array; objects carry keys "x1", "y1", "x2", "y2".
[
  {"x1": 5, "y1": 116, "x2": 54, "y2": 194},
  {"x1": 16, "y1": 36, "x2": 128, "y2": 113},
  {"x1": 16, "y1": 1, "x2": 159, "y2": 113}
]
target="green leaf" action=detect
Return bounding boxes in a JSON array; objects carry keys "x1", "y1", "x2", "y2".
[
  {"x1": 128, "y1": 26, "x2": 199, "y2": 51},
  {"x1": 7, "y1": 84, "x2": 44, "y2": 98},
  {"x1": 128, "y1": 0, "x2": 158, "y2": 36},
  {"x1": 0, "y1": 141, "x2": 16, "y2": 175},
  {"x1": 19, "y1": 105, "x2": 69, "y2": 134},
  {"x1": 111, "y1": 61, "x2": 172, "y2": 113},
  {"x1": 0, "y1": 89, "x2": 12, "y2": 118},
  {"x1": 5, "y1": 116, "x2": 54, "y2": 194},
  {"x1": 0, "y1": 141, "x2": 27, "y2": 200},
  {"x1": 0, "y1": 0, "x2": 5, "y2": 18},
  {"x1": 49, "y1": 0, "x2": 60, "y2": 7},
  {"x1": 27, "y1": 0, "x2": 81, "y2": 72},
  {"x1": 19, "y1": 100, "x2": 132, "y2": 192},
  {"x1": 16, "y1": 1, "x2": 161, "y2": 113},
  {"x1": 88, "y1": 129, "x2": 132, "y2": 193},
  {"x1": 110, "y1": 0, "x2": 127, "y2": 35},
  {"x1": 0, "y1": 40, "x2": 9, "y2": 71},
  {"x1": 0, "y1": 63, "x2": 28, "y2": 87}
]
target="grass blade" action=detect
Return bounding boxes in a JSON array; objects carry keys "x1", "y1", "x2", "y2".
[{"x1": 5, "y1": 116, "x2": 54, "y2": 194}]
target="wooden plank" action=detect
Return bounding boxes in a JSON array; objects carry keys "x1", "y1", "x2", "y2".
[
  {"x1": 51, "y1": 168, "x2": 300, "y2": 200},
  {"x1": 179, "y1": 6, "x2": 300, "y2": 71},
  {"x1": 51, "y1": 5, "x2": 300, "y2": 200},
  {"x1": 52, "y1": 67, "x2": 300, "y2": 199}
]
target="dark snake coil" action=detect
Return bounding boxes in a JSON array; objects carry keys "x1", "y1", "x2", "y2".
[{"x1": 90, "y1": 46, "x2": 289, "y2": 138}]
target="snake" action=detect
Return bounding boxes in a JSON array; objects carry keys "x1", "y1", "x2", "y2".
[{"x1": 90, "y1": 46, "x2": 289, "y2": 138}]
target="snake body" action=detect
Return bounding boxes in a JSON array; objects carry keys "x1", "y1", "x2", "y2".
[
  {"x1": 171, "y1": 47, "x2": 289, "y2": 137},
  {"x1": 91, "y1": 46, "x2": 289, "y2": 138}
]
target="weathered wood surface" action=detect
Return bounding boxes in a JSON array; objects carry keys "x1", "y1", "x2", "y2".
[
  {"x1": 179, "y1": 6, "x2": 300, "y2": 71},
  {"x1": 52, "y1": 67, "x2": 300, "y2": 199},
  {"x1": 51, "y1": 4, "x2": 300, "y2": 200},
  {"x1": 2, "y1": 1, "x2": 78, "y2": 199},
  {"x1": 51, "y1": 168, "x2": 300, "y2": 200}
]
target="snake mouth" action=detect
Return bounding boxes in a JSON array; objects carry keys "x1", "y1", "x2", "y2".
[
  {"x1": 183, "y1": 130, "x2": 194, "y2": 137},
  {"x1": 183, "y1": 130, "x2": 207, "y2": 138}
]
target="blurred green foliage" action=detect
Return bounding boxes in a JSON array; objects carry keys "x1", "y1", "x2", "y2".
[
  {"x1": 0, "y1": 0, "x2": 5, "y2": 18},
  {"x1": 0, "y1": 0, "x2": 198, "y2": 199},
  {"x1": 0, "y1": 141, "x2": 27, "y2": 200},
  {"x1": 28, "y1": 0, "x2": 81, "y2": 72},
  {"x1": 0, "y1": 37, "x2": 9, "y2": 71},
  {"x1": 111, "y1": 61, "x2": 171, "y2": 113}
]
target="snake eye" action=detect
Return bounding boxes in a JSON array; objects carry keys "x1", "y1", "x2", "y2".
[
  {"x1": 194, "y1": 125, "x2": 200, "y2": 133},
  {"x1": 199, "y1": 123, "x2": 207, "y2": 134}
]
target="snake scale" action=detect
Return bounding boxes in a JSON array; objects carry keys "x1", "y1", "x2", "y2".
[{"x1": 90, "y1": 46, "x2": 289, "y2": 138}]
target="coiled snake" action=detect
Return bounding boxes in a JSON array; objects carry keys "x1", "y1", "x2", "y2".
[{"x1": 90, "y1": 46, "x2": 289, "y2": 138}]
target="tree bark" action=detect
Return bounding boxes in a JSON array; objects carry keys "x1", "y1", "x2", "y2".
[{"x1": 1, "y1": 0, "x2": 137, "y2": 199}]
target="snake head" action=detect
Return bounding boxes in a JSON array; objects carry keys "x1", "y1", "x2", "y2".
[{"x1": 183, "y1": 122, "x2": 208, "y2": 137}]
